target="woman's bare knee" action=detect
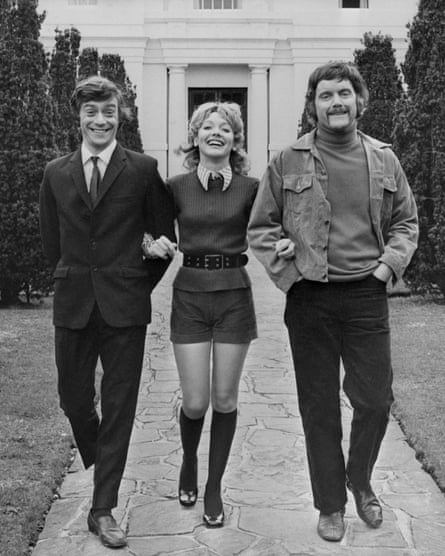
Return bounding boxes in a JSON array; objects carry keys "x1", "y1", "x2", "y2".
[
  {"x1": 212, "y1": 392, "x2": 238, "y2": 413},
  {"x1": 182, "y1": 398, "x2": 209, "y2": 419}
]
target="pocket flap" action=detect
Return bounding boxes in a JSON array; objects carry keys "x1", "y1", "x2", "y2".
[
  {"x1": 121, "y1": 267, "x2": 149, "y2": 278},
  {"x1": 383, "y1": 176, "x2": 397, "y2": 193},
  {"x1": 283, "y1": 174, "x2": 313, "y2": 194},
  {"x1": 110, "y1": 195, "x2": 138, "y2": 203},
  {"x1": 53, "y1": 266, "x2": 69, "y2": 278}
]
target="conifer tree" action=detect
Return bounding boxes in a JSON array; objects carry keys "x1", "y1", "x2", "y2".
[
  {"x1": 0, "y1": 0, "x2": 58, "y2": 305},
  {"x1": 77, "y1": 48, "x2": 143, "y2": 151},
  {"x1": 78, "y1": 46, "x2": 99, "y2": 80},
  {"x1": 393, "y1": 0, "x2": 445, "y2": 296},
  {"x1": 297, "y1": 106, "x2": 313, "y2": 138},
  {"x1": 49, "y1": 27, "x2": 81, "y2": 152},
  {"x1": 354, "y1": 32, "x2": 403, "y2": 143},
  {"x1": 100, "y1": 53, "x2": 143, "y2": 152}
]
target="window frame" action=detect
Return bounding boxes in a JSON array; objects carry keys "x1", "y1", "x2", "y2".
[
  {"x1": 339, "y1": 0, "x2": 369, "y2": 8},
  {"x1": 68, "y1": 0, "x2": 98, "y2": 5},
  {"x1": 194, "y1": 0, "x2": 241, "y2": 9}
]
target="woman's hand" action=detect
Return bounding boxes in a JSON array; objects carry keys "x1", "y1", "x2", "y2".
[
  {"x1": 275, "y1": 238, "x2": 295, "y2": 260},
  {"x1": 143, "y1": 234, "x2": 177, "y2": 260}
]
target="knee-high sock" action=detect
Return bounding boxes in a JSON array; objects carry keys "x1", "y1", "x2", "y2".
[
  {"x1": 205, "y1": 409, "x2": 237, "y2": 514},
  {"x1": 179, "y1": 407, "x2": 204, "y2": 490}
]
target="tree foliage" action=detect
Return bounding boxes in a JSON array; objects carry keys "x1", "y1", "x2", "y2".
[
  {"x1": 297, "y1": 106, "x2": 313, "y2": 138},
  {"x1": 354, "y1": 32, "x2": 403, "y2": 143},
  {"x1": 0, "y1": 10, "x2": 145, "y2": 306},
  {"x1": 49, "y1": 27, "x2": 81, "y2": 152},
  {"x1": 393, "y1": 0, "x2": 445, "y2": 297},
  {"x1": 78, "y1": 45, "x2": 99, "y2": 80},
  {"x1": 68, "y1": 46, "x2": 144, "y2": 152},
  {"x1": 0, "y1": 0, "x2": 58, "y2": 305},
  {"x1": 100, "y1": 53, "x2": 143, "y2": 152}
]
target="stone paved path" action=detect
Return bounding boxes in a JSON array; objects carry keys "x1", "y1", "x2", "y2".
[{"x1": 32, "y1": 256, "x2": 445, "y2": 556}]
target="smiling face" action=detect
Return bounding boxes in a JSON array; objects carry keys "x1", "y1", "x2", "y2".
[
  {"x1": 315, "y1": 78, "x2": 358, "y2": 134},
  {"x1": 195, "y1": 111, "x2": 234, "y2": 169},
  {"x1": 79, "y1": 97, "x2": 119, "y2": 154}
]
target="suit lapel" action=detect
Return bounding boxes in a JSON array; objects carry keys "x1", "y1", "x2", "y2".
[
  {"x1": 69, "y1": 150, "x2": 91, "y2": 208},
  {"x1": 69, "y1": 144, "x2": 128, "y2": 209},
  {"x1": 95, "y1": 144, "x2": 127, "y2": 205}
]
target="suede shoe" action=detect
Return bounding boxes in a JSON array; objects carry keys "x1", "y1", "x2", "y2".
[
  {"x1": 87, "y1": 510, "x2": 127, "y2": 549},
  {"x1": 317, "y1": 510, "x2": 345, "y2": 542},
  {"x1": 347, "y1": 481, "x2": 383, "y2": 528}
]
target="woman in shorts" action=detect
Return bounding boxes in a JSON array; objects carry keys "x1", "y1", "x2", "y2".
[{"x1": 147, "y1": 101, "x2": 258, "y2": 527}]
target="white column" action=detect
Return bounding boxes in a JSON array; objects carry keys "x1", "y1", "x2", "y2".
[
  {"x1": 293, "y1": 62, "x2": 313, "y2": 136},
  {"x1": 168, "y1": 64, "x2": 188, "y2": 177},
  {"x1": 248, "y1": 65, "x2": 269, "y2": 178},
  {"x1": 142, "y1": 63, "x2": 168, "y2": 177},
  {"x1": 269, "y1": 63, "x2": 297, "y2": 160}
]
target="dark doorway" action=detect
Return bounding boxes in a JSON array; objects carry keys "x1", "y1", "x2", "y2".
[{"x1": 188, "y1": 87, "x2": 248, "y2": 148}]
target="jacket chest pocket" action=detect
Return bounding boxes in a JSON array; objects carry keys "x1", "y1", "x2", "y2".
[
  {"x1": 381, "y1": 176, "x2": 397, "y2": 222},
  {"x1": 282, "y1": 174, "x2": 317, "y2": 231}
]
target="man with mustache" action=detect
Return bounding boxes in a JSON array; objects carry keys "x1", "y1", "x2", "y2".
[
  {"x1": 248, "y1": 61, "x2": 418, "y2": 542},
  {"x1": 39, "y1": 76, "x2": 175, "y2": 548}
]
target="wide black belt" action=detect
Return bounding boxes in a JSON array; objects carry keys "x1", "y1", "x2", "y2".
[{"x1": 182, "y1": 253, "x2": 248, "y2": 270}]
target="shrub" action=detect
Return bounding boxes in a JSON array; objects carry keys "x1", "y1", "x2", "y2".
[
  {"x1": 393, "y1": 0, "x2": 445, "y2": 297},
  {"x1": 0, "y1": 0, "x2": 58, "y2": 305}
]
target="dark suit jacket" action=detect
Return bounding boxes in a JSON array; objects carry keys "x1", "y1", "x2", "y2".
[{"x1": 39, "y1": 144, "x2": 175, "y2": 329}]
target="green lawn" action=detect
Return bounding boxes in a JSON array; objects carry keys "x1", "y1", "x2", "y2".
[
  {"x1": 390, "y1": 295, "x2": 445, "y2": 489},
  {"x1": 0, "y1": 294, "x2": 444, "y2": 555},
  {"x1": 0, "y1": 303, "x2": 73, "y2": 556}
]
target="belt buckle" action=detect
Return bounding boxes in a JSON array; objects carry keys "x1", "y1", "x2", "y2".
[
  {"x1": 184, "y1": 255, "x2": 194, "y2": 267},
  {"x1": 204, "y1": 254, "x2": 222, "y2": 270}
]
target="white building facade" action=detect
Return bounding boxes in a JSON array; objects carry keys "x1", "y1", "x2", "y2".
[{"x1": 39, "y1": 0, "x2": 418, "y2": 178}]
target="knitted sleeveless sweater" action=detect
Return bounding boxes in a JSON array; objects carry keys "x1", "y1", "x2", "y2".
[{"x1": 167, "y1": 171, "x2": 258, "y2": 291}]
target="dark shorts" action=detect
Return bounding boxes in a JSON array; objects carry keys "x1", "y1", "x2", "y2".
[{"x1": 170, "y1": 287, "x2": 257, "y2": 344}]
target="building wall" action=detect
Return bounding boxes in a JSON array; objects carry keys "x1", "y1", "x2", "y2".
[{"x1": 39, "y1": 0, "x2": 419, "y2": 178}]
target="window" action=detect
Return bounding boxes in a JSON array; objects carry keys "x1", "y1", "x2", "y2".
[
  {"x1": 68, "y1": 0, "x2": 98, "y2": 5},
  {"x1": 340, "y1": 0, "x2": 369, "y2": 7},
  {"x1": 194, "y1": 0, "x2": 241, "y2": 9}
]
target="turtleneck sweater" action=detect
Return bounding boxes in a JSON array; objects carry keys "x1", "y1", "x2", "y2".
[{"x1": 315, "y1": 125, "x2": 380, "y2": 282}]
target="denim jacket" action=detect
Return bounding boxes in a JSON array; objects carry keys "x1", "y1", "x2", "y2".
[{"x1": 247, "y1": 129, "x2": 418, "y2": 293}]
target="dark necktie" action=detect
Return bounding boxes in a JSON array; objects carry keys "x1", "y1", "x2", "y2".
[
  {"x1": 208, "y1": 173, "x2": 224, "y2": 191},
  {"x1": 89, "y1": 156, "x2": 101, "y2": 203}
]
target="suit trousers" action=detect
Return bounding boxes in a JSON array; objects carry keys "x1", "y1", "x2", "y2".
[
  {"x1": 55, "y1": 304, "x2": 147, "y2": 509},
  {"x1": 284, "y1": 275, "x2": 393, "y2": 514}
]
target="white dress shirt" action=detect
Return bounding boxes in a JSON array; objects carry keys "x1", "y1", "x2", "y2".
[{"x1": 81, "y1": 140, "x2": 117, "y2": 191}]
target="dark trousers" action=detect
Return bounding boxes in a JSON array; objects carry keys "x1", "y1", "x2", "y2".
[
  {"x1": 55, "y1": 304, "x2": 146, "y2": 510},
  {"x1": 284, "y1": 276, "x2": 393, "y2": 514}
]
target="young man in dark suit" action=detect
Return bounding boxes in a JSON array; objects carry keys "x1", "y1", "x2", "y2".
[{"x1": 39, "y1": 76, "x2": 175, "y2": 549}]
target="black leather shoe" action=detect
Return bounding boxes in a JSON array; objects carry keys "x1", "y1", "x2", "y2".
[
  {"x1": 87, "y1": 511, "x2": 127, "y2": 549},
  {"x1": 317, "y1": 510, "x2": 346, "y2": 542},
  {"x1": 347, "y1": 481, "x2": 383, "y2": 528}
]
